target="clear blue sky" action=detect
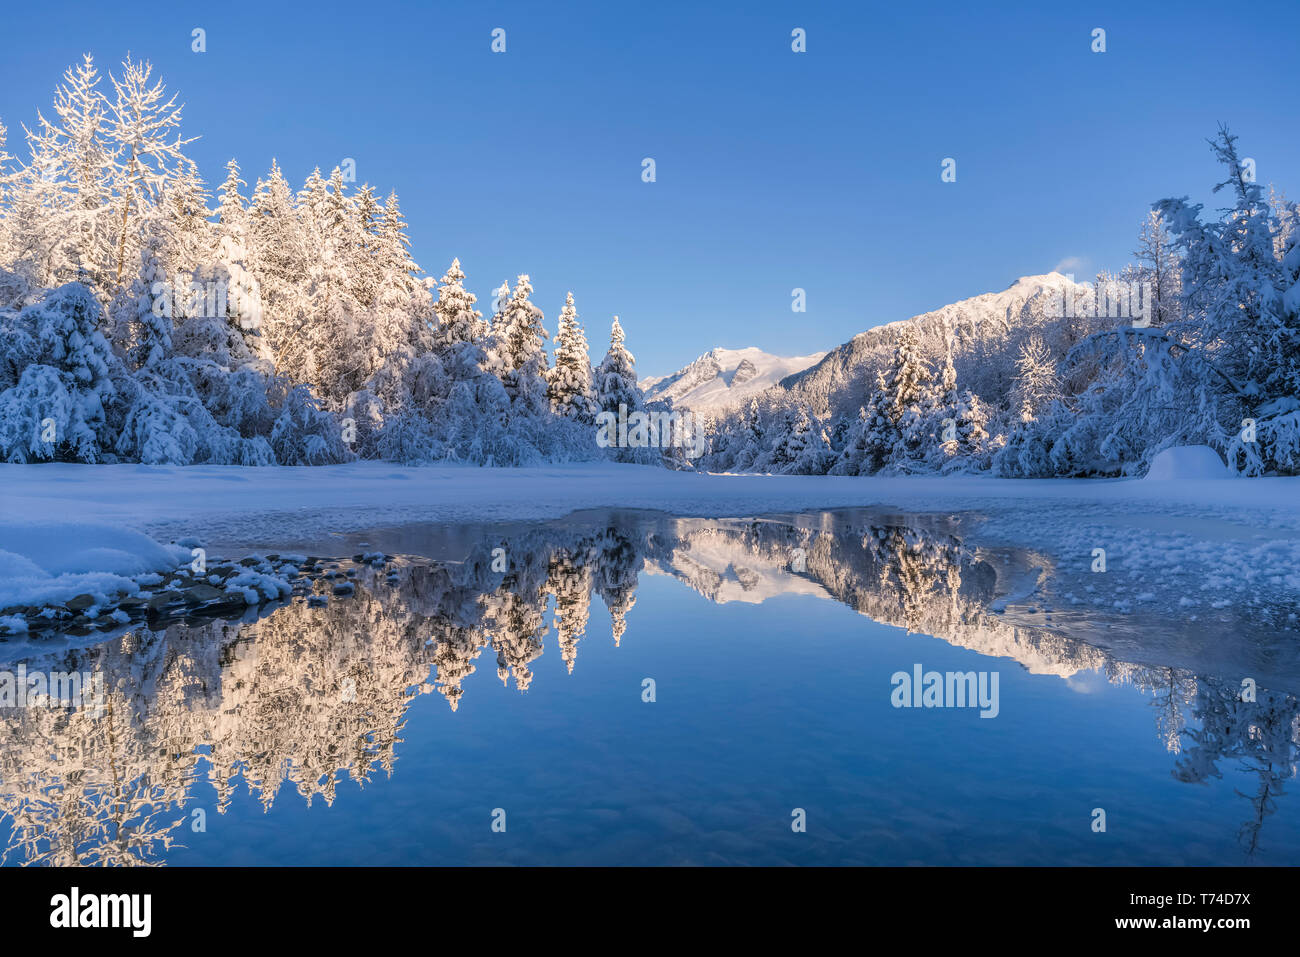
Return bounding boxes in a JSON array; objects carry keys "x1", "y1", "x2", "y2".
[{"x1": 2, "y1": 0, "x2": 1296, "y2": 376}]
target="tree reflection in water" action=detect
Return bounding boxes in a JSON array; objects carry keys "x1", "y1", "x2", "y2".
[{"x1": 0, "y1": 511, "x2": 1295, "y2": 864}]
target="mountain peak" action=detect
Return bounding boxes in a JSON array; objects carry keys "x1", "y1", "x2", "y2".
[{"x1": 642, "y1": 346, "x2": 827, "y2": 411}]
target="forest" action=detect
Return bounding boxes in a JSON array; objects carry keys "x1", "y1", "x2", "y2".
[
  {"x1": 700, "y1": 143, "x2": 1300, "y2": 478},
  {"x1": 1, "y1": 55, "x2": 1296, "y2": 477},
  {"x1": 0, "y1": 55, "x2": 647, "y2": 467}
]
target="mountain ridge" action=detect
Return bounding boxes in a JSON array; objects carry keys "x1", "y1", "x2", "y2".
[{"x1": 641, "y1": 346, "x2": 827, "y2": 411}]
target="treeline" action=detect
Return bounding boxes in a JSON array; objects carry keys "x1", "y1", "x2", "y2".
[
  {"x1": 700, "y1": 129, "x2": 1300, "y2": 478},
  {"x1": 0, "y1": 54, "x2": 651, "y2": 466}
]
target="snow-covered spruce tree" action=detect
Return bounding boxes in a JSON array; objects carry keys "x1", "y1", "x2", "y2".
[
  {"x1": 366, "y1": 191, "x2": 429, "y2": 381},
  {"x1": 269, "y1": 382, "x2": 353, "y2": 465},
  {"x1": 0, "y1": 282, "x2": 117, "y2": 462},
  {"x1": 948, "y1": 389, "x2": 991, "y2": 471},
  {"x1": 110, "y1": 227, "x2": 173, "y2": 369},
  {"x1": 855, "y1": 328, "x2": 935, "y2": 473},
  {"x1": 833, "y1": 372, "x2": 897, "y2": 475},
  {"x1": 248, "y1": 160, "x2": 307, "y2": 375},
  {"x1": 348, "y1": 184, "x2": 382, "y2": 310},
  {"x1": 593, "y1": 316, "x2": 651, "y2": 462},
  {"x1": 827, "y1": 412, "x2": 852, "y2": 457},
  {"x1": 828, "y1": 405, "x2": 870, "y2": 475},
  {"x1": 726, "y1": 397, "x2": 766, "y2": 471},
  {"x1": 884, "y1": 326, "x2": 933, "y2": 423},
  {"x1": 492, "y1": 274, "x2": 549, "y2": 416},
  {"x1": 769, "y1": 405, "x2": 831, "y2": 474},
  {"x1": 215, "y1": 158, "x2": 248, "y2": 240},
  {"x1": 548, "y1": 291, "x2": 596, "y2": 421},
  {"x1": 433, "y1": 258, "x2": 487, "y2": 350},
  {"x1": 298, "y1": 168, "x2": 366, "y2": 406},
  {"x1": 163, "y1": 159, "x2": 211, "y2": 279},
  {"x1": 594, "y1": 317, "x2": 639, "y2": 413},
  {"x1": 171, "y1": 227, "x2": 269, "y2": 371},
  {"x1": 918, "y1": 347, "x2": 988, "y2": 473},
  {"x1": 488, "y1": 279, "x2": 511, "y2": 333}
]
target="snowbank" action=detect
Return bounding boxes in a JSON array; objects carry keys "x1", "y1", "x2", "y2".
[
  {"x1": 1144, "y1": 445, "x2": 1228, "y2": 480},
  {"x1": 0, "y1": 521, "x2": 188, "y2": 610}
]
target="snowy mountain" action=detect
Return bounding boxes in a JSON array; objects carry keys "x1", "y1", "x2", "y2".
[
  {"x1": 776, "y1": 272, "x2": 1087, "y2": 419},
  {"x1": 640, "y1": 347, "x2": 826, "y2": 410}
]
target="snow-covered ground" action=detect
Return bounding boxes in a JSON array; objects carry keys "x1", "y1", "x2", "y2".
[{"x1": 1, "y1": 460, "x2": 1297, "y2": 619}]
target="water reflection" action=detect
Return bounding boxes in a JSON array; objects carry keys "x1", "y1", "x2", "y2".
[{"x1": 1, "y1": 510, "x2": 1296, "y2": 865}]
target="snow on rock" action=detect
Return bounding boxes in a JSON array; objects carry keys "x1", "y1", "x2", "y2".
[
  {"x1": 223, "y1": 570, "x2": 293, "y2": 605},
  {"x1": 0, "y1": 521, "x2": 189, "y2": 610},
  {"x1": 1144, "y1": 446, "x2": 1228, "y2": 480}
]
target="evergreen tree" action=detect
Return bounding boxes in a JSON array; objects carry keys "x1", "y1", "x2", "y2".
[
  {"x1": 493, "y1": 274, "x2": 549, "y2": 415},
  {"x1": 215, "y1": 157, "x2": 247, "y2": 239},
  {"x1": 594, "y1": 316, "x2": 640, "y2": 415},
  {"x1": 162, "y1": 158, "x2": 211, "y2": 278},
  {"x1": 730, "y1": 396, "x2": 765, "y2": 471},
  {"x1": 248, "y1": 160, "x2": 306, "y2": 375},
  {"x1": 770, "y1": 405, "x2": 830, "y2": 474},
  {"x1": 112, "y1": 228, "x2": 173, "y2": 369},
  {"x1": 433, "y1": 257, "x2": 486, "y2": 349},
  {"x1": 0, "y1": 283, "x2": 117, "y2": 461},
  {"x1": 548, "y1": 291, "x2": 596, "y2": 421}
]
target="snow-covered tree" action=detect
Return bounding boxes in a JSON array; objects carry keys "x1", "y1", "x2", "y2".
[
  {"x1": 1147, "y1": 127, "x2": 1300, "y2": 474},
  {"x1": 23, "y1": 54, "x2": 117, "y2": 289},
  {"x1": 492, "y1": 274, "x2": 549, "y2": 415},
  {"x1": 106, "y1": 56, "x2": 194, "y2": 284},
  {"x1": 728, "y1": 396, "x2": 766, "y2": 471},
  {"x1": 215, "y1": 158, "x2": 247, "y2": 241},
  {"x1": 432, "y1": 258, "x2": 486, "y2": 349},
  {"x1": 548, "y1": 292, "x2": 596, "y2": 421},
  {"x1": 0, "y1": 283, "x2": 117, "y2": 461},
  {"x1": 1129, "y1": 209, "x2": 1182, "y2": 328},
  {"x1": 1008, "y1": 334, "x2": 1060, "y2": 423},
  {"x1": 163, "y1": 158, "x2": 211, "y2": 277},
  {"x1": 769, "y1": 405, "x2": 830, "y2": 474},
  {"x1": 594, "y1": 316, "x2": 640, "y2": 415},
  {"x1": 111, "y1": 228, "x2": 173, "y2": 369},
  {"x1": 248, "y1": 159, "x2": 307, "y2": 375}
]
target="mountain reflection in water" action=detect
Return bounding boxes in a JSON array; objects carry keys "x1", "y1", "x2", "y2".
[{"x1": 1, "y1": 510, "x2": 1296, "y2": 866}]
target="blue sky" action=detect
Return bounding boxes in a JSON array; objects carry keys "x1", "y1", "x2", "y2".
[{"x1": 2, "y1": 0, "x2": 1296, "y2": 376}]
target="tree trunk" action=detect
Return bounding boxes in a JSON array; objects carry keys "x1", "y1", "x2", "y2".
[{"x1": 114, "y1": 147, "x2": 138, "y2": 283}]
